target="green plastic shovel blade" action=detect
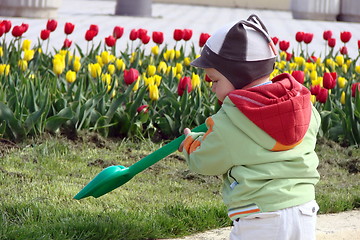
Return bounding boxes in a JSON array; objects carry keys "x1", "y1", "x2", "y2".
[{"x1": 74, "y1": 123, "x2": 207, "y2": 200}]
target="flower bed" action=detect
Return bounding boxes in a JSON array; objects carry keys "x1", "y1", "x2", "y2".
[{"x1": 0, "y1": 19, "x2": 359, "y2": 146}]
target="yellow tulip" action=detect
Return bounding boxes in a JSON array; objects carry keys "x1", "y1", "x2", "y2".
[
  {"x1": 305, "y1": 62, "x2": 316, "y2": 72},
  {"x1": 101, "y1": 73, "x2": 111, "y2": 85},
  {"x1": 110, "y1": 90, "x2": 116, "y2": 98},
  {"x1": 59, "y1": 50, "x2": 69, "y2": 56},
  {"x1": 279, "y1": 51, "x2": 287, "y2": 60},
  {"x1": 0, "y1": 64, "x2": 10, "y2": 76},
  {"x1": 88, "y1": 63, "x2": 102, "y2": 78},
  {"x1": 191, "y1": 73, "x2": 201, "y2": 89},
  {"x1": 355, "y1": 65, "x2": 360, "y2": 74},
  {"x1": 130, "y1": 52, "x2": 137, "y2": 63},
  {"x1": 184, "y1": 57, "x2": 191, "y2": 67},
  {"x1": 175, "y1": 50, "x2": 181, "y2": 59},
  {"x1": 154, "y1": 75, "x2": 162, "y2": 86},
  {"x1": 101, "y1": 51, "x2": 111, "y2": 65},
  {"x1": 277, "y1": 61, "x2": 286, "y2": 70},
  {"x1": 163, "y1": 49, "x2": 175, "y2": 61},
  {"x1": 325, "y1": 59, "x2": 335, "y2": 71},
  {"x1": 346, "y1": 59, "x2": 352, "y2": 68},
  {"x1": 171, "y1": 67, "x2": 177, "y2": 78},
  {"x1": 157, "y1": 61, "x2": 167, "y2": 74},
  {"x1": 176, "y1": 63, "x2": 183, "y2": 74},
  {"x1": 53, "y1": 58, "x2": 65, "y2": 75},
  {"x1": 342, "y1": 64, "x2": 348, "y2": 74},
  {"x1": 18, "y1": 60, "x2": 28, "y2": 71},
  {"x1": 108, "y1": 64, "x2": 115, "y2": 75},
  {"x1": 148, "y1": 83, "x2": 159, "y2": 101},
  {"x1": 147, "y1": 65, "x2": 156, "y2": 77},
  {"x1": 176, "y1": 73, "x2": 181, "y2": 80},
  {"x1": 143, "y1": 74, "x2": 154, "y2": 86},
  {"x1": 23, "y1": 49, "x2": 35, "y2": 62},
  {"x1": 22, "y1": 39, "x2": 32, "y2": 51},
  {"x1": 310, "y1": 70, "x2": 318, "y2": 82},
  {"x1": 289, "y1": 62, "x2": 297, "y2": 71},
  {"x1": 73, "y1": 60, "x2": 81, "y2": 72},
  {"x1": 310, "y1": 95, "x2": 316, "y2": 104},
  {"x1": 335, "y1": 55, "x2": 344, "y2": 66},
  {"x1": 151, "y1": 45, "x2": 159, "y2": 55},
  {"x1": 132, "y1": 79, "x2": 140, "y2": 91},
  {"x1": 340, "y1": 92, "x2": 346, "y2": 105},
  {"x1": 115, "y1": 59, "x2": 125, "y2": 71},
  {"x1": 338, "y1": 77, "x2": 347, "y2": 88},
  {"x1": 65, "y1": 70, "x2": 76, "y2": 84},
  {"x1": 294, "y1": 56, "x2": 305, "y2": 66},
  {"x1": 270, "y1": 69, "x2": 279, "y2": 79},
  {"x1": 316, "y1": 57, "x2": 322, "y2": 65},
  {"x1": 0, "y1": 46, "x2": 3, "y2": 57}
]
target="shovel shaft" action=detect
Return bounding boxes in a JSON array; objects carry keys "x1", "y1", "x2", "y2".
[{"x1": 128, "y1": 123, "x2": 207, "y2": 174}]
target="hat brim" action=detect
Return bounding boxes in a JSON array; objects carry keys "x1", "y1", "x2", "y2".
[{"x1": 190, "y1": 52, "x2": 214, "y2": 69}]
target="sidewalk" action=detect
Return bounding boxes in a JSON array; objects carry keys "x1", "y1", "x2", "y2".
[
  {"x1": 2, "y1": 0, "x2": 360, "y2": 58},
  {"x1": 164, "y1": 210, "x2": 360, "y2": 240}
]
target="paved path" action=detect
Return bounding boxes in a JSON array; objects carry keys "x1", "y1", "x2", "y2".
[{"x1": 2, "y1": 0, "x2": 360, "y2": 59}]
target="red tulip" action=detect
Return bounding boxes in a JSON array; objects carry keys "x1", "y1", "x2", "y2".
[
  {"x1": 21, "y1": 23, "x2": 29, "y2": 33},
  {"x1": 199, "y1": 33, "x2": 210, "y2": 47},
  {"x1": 141, "y1": 34, "x2": 151, "y2": 44},
  {"x1": 323, "y1": 72, "x2": 336, "y2": 89},
  {"x1": 340, "y1": 46, "x2": 348, "y2": 55},
  {"x1": 46, "y1": 19, "x2": 57, "y2": 32},
  {"x1": 316, "y1": 88, "x2": 328, "y2": 103},
  {"x1": 89, "y1": 24, "x2": 99, "y2": 36},
  {"x1": 85, "y1": 30, "x2": 96, "y2": 41},
  {"x1": 303, "y1": 33, "x2": 314, "y2": 44},
  {"x1": 323, "y1": 30, "x2": 332, "y2": 41},
  {"x1": 123, "y1": 68, "x2": 139, "y2": 85},
  {"x1": 152, "y1": 31, "x2": 164, "y2": 44},
  {"x1": 330, "y1": 72, "x2": 337, "y2": 81},
  {"x1": 173, "y1": 29, "x2": 184, "y2": 41},
  {"x1": 1, "y1": 20, "x2": 12, "y2": 33},
  {"x1": 340, "y1": 31, "x2": 352, "y2": 43},
  {"x1": 129, "y1": 29, "x2": 138, "y2": 41},
  {"x1": 63, "y1": 38, "x2": 72, "y2": 48},
  {"x1": 205, "y1": 74, "x2": 212, "y2": 82},
  {"x1": 105, "y1": 35, "x2": 116, "y2": 47},
  {"x1": 286, "y1": 52, "x2": 293, "y2": 61},
  {"x1": 351, "y1": 83, "x2": 360, "y2": 97},
  {"x1": 295, "y1": 31, "x2": 304, "y2": 42},
  {"x1": 64, "y1": 22, "x2": 75, "y2": 35},
  {"x1": 40, "y1": 29, "x2": 51, "y2": 40},
  {"x1": 183, "y1": 29, "x2": 193, "y2": 41},
  {"x1": 279, "y1": 40, "x2": 290, "y2": 51},
  {"x1": 137, "y1": 105, "x2": 149, "y2": 113},
  {"x1": 328, "y1": 38, "x2": 336, "y2": 48},
  {"x1": 177, "y1": 76, "x2": 192, "y2": 96},
  {"x1": 358, "y1": 40, "x2": 360, "y2": 49},
  {"x1": 291, "y1": 70, "x2": 305, "y2": 84},
  {"x1": 113, "y1": 26, "x2": 124, "y2": 39},
  {"x1": 307, "y1": 56, "x2": 317, "y2": 63},
  {"x1": 12, "y1": 25, "x2": 25, "y2": 37},
  {"x1": 310, "y1": 85, "x2": 321, "y2": 95},
  {"x1": 271, "y1": 36, "x2": 279, "y2": 45},
  {"x1": 0, "y1": 24, "x2": 5, "y2": 37},
  {"x1": 137, "y1": 28, "x2": 147, "y2": 40}
]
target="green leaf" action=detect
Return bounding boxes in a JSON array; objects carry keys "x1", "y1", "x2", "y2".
[
  {"x1": 129, "y1": 86, "x2": 147, "y2": 119},
  {"x1": 45, "y1": 107, "x2": 74, "y2": 133},
  {"x1": 0, "y1": 102, "x2": 26, "y2": 140}
]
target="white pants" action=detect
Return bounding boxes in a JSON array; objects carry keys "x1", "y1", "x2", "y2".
[{"x1": 230, "y1": 200, "x2": 319, "y2": 240}]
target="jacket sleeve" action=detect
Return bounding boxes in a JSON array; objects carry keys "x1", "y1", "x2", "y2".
[{"x1": 181, "y1": 117, "x2": 233, "y2": 176}]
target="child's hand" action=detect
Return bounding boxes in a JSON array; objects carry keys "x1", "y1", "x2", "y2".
[{"x1": 178, "y1": 128, "x2": 191, "y2": 152}]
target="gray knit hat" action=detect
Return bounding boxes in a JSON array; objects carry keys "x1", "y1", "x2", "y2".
[{"x1": 191, "y1": 14, "x2": 277, "y2": 89}]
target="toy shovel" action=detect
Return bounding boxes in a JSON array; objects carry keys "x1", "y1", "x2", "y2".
[{"x1": 73, "y1": 123, "x2": 207, "y2": 200}]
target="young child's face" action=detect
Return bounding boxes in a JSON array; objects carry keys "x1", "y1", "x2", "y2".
[{"x1": 205, "y1": 68, "x2": 235, "y2": 102}]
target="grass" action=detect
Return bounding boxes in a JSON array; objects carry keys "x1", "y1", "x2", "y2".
[{"x1": 0, "y1": 133, "x2": 359, "y2": 240}]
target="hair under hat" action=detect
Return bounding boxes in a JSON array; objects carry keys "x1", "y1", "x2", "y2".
[{"x1": 191, "y1": 15, "x2": 277, "y2": 89}]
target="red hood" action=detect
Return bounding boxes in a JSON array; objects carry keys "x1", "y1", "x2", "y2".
[{"x1": 228, "y1": 73, "x2": 312, "y2": 146}]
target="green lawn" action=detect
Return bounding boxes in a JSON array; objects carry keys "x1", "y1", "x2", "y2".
[{"x1": 0, "y1": 134, "x2": 359, "y2": 240}]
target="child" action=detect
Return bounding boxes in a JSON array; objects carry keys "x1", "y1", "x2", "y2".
[{"x1": 179, "y1": 15, "x2": 320, "y2": 240}]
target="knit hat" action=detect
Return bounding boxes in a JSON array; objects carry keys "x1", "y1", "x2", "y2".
[{"x1": 191, "y1": 14, "x2": 277, "y2": 89}]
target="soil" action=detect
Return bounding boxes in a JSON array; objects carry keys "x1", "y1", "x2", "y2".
[{"x1": 162, "y1": 210, "x2": 360, "y2": 240}]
